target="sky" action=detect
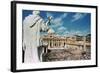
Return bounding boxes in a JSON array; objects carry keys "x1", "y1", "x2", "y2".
[{"x1": 22, "y1": 10, "x2": 91, "y2": 36}]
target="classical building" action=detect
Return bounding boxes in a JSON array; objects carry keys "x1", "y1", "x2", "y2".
[
  {"x1": 40, "y1": 28, "x2": 91, "y2": 53},
  {"x1": 41, "y1": 33, "x2": 91, "y2": 52},
  {"x1": 41, "y1": 34, "x2": 66, "y2": 49}
]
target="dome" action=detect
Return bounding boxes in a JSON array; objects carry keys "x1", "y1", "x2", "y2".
[{"x1": 48, "y1": 28, "x2": 55, "y2": 34}]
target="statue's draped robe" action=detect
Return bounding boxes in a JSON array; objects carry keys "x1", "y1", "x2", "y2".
[{"x1": 23, "y1": 14, "x2": 47, "y2": 63}]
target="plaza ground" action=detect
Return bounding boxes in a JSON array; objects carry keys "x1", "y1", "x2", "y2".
[{"x1": 43, "y1": 47, "x2": 91, "y2": 62}]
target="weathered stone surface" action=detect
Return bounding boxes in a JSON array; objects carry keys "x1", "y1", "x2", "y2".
[{"x1": 43, "y1": 48, "x2": 91, "y2": 62}]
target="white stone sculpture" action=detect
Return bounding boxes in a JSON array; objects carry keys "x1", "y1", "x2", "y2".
[{"x1": 23, "y1": 11, "x2": 52, "y2": 63}]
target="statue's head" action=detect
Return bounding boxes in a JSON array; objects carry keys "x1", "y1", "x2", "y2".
[
  {"x1": 48, "y1": 16, "x2": 53, "y2": 20},
  {"x1": 32, "y1": 11, "x2": 40, "y2": 15}
]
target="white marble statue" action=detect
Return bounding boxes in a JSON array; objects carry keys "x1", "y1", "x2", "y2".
[{"x1": 23, "y1": 11, "x2": 52, "y2": 63}]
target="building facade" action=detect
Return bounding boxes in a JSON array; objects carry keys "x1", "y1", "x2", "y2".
[{"x1": 41, "y1": 34, "x2": 91, "y2": 51}]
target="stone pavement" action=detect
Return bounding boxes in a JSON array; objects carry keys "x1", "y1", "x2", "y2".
[{"x1": 43, "y1": 48, "x2": 91, "y2": 62}]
